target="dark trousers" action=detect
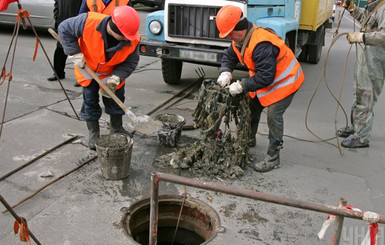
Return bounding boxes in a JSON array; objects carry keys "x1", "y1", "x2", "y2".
[
  {"x1": 249, "y1": 93, "x2": 295, "y2": 147},
  {"x1": 53, "y1": 43, "x2": 67, "y2": 77},
  {"x1": 80, "y1": 79, "x2": 125, "y2": 121}
]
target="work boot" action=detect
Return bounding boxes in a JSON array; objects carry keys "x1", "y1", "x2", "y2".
[
  {"x1": 341, "y1": 133, "x2": 369, "y2": 148},
  {"x1": 47, "y1": 74, "x2": 65, "y2": 81},
  {"x1": 248, "y1": 124, "x2": 258, "y2": 147},
  {"x1": 337, "y1": 125, "x2": 355, "y2": 138},
  {"x1": 110, "y1": 114, "x2": 134, "y2": 137},
  {"x1": 86, "y1": 120, "x2": 100, "y2": 151},
  {"x1": 253, "y1": 144, "x2": 282, "y2": 172}
]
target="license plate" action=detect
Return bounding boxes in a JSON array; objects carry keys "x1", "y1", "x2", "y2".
[{"x1": 179, "y1": 49, "x2": 217, "y2": 62}]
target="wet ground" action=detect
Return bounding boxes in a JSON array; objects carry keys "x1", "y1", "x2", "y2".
[{"x1": 1, "y1": 8, "x2": 385, "y2": 245}]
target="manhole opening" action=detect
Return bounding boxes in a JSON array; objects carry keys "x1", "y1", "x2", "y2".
[{"x1": 123, "y1": 195, "x2": 220, "y2": 245}]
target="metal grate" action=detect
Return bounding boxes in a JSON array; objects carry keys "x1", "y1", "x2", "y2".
[{"x1": 168, "y1": 4, "x2": 222, "y2": 41}]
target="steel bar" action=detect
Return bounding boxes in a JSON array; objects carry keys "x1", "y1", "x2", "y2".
[
  {"x1": 0, "y1": 135, "x2": 78, "y2": 181},
  {"x1": 154, "y1": 172, "x2": 385, "y2": 222},
  {"x1": 149, "y1": 173, "x2": 159, "y2": 245},
  {"x1": 146, "y1": 78, "x2": 202, "y2": 116},
  {"x1": 2, "y1": 155, "x2": 97, "y2": 214},
  {"x1": 332, "y1": 198, "x2": 347, "y2": 245},
  {"x1": 0, "y1": 20, "x2": 20, "y2": 142},
  {"x1": 26, "y1": 17, "x2": 80, "y2": 120},
  {"x1": 163, "y1": 80, "x2": 202, "y2": 110},
  {"x1": 149, "y1": 172, "x2": 385, "y2": 242},
  {"x1": 0, "y1": 194, "x2": 41, "y2": 245}
]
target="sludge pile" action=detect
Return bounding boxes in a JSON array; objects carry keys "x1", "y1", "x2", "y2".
[{"x1": 157, "y1": 80, "x2": 252, "y2": 179}]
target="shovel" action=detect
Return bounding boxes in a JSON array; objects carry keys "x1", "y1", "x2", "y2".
[{"x1": 48, "y1": 28, "x2": 163, "y2": 135}]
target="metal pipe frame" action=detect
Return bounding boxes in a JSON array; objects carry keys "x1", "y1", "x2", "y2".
[{"x1": 149, "y1": 172, "x2": 385, "y2": 245}]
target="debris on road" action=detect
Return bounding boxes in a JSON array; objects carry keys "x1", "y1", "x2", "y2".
[{"x1": 156, "y1": 80, "x2": 252, "y2": 179}]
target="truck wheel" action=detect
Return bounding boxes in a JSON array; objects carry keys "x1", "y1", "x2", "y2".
[
  {"x1": 297, "y1": 45, "x2": 309, "y2": 62},
  {"x1": 308, "y1": 25, "x2": 325, "y2": 64},
  {"x1": 161, "y1": 58, "x2": 183, "y2": 85}
]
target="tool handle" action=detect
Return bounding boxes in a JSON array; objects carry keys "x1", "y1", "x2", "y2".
[{"x1": 84, "y1": 65, "x2": 128, "y2": 112}]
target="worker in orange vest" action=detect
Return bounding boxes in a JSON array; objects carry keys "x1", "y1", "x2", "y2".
[
  {"x1": 58, "y1": 6, "x2": 140, "y2": 150},
  {"x1": 215, "y1": 5, "x2": 304, "y2": 172},
  {"x1": 79, "y1": 0, "x2": 132, "y2": 15}
]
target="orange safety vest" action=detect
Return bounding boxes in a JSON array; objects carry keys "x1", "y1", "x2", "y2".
[
  {"x1": 232, "y1": 26, "x2": 304, "y2": 107},
  {"x1": 86, "y1": 0, "x2": 130, "y2": 15},
  {"x1": 74, "y1": 12, "x2": 140, "y2": 88}
]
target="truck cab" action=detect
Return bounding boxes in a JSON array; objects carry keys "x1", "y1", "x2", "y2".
[{"x1": 139, "y1": 0, "x2": 333, "y2": 84}]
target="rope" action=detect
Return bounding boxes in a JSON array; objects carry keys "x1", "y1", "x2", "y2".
[
  {"x1": 304, "y1": 32, "x2": 351, "y2": 155},
  {"x1": 256, "y1": 32, "x2": 351, "y2": 153},
  {"x1": 255, "y1": 10, "x2": 368, "y2": 155}
]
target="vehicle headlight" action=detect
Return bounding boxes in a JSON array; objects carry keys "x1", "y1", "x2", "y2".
[{"x1": 149, "y1": 20, "x2": 162, "y2": 35}]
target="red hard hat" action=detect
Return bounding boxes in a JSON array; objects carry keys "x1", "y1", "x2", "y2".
[
  {"x1": 112, "y1": 6, "x2": 140, "y2": 40},
  {"x1": 216, "y1": 5, "x2": 243, "y2": 38}
]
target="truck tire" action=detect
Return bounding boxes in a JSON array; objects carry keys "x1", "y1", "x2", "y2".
[
  {"x1": 297, "y1": 45, "x2": 309, "y2": 62},
  {"x1": 307, "y1": 25, "x2": 325, "y2": 64},
  {"x1": 161, "y1": 58, "x2": 183, "y2": 85}
]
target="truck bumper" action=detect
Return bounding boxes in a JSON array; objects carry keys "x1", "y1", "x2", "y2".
[{"x1": 139, "y1": 40, "x2": 226, "y2": 67}]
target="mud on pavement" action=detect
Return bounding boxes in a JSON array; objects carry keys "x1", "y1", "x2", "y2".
[{"x1": 155, "y1": 80, "x2": 253, "y2": 180}]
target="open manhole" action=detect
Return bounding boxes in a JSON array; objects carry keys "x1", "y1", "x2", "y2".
[{"x1": 121, "y1": 195, "x2": 223, "y2": 245}]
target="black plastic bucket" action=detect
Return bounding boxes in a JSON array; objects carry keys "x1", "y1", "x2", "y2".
[{"x1": 154, "y1": 113, "x2": 185, "y2": 147}]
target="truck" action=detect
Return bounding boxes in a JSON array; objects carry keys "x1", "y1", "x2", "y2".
[{"x1": 138, "y1": 0, "x2": 334, "y2": 85}]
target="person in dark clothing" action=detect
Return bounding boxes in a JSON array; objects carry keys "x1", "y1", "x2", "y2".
[
  {"x1": 215, "y1": 5, "x2": 304, "y2": 172},
  {"x1": 47, "y1": 0, "x2": 82, "y2": 82},
  {"x1": 78, "y1": 0, "x2": 132, "y2": 15}
]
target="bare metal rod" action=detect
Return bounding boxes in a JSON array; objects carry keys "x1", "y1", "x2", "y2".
[
  {"x1": 0, "y1": 194, "x2": 41, "y2": 245},
  {"x1": 332, "y1": 198, "x2": 347, "y2": 245},
  {"x1": 2, "y1": 155, "x2": 97, "y2": 214},
  {"x1": 0, "y1": 135, "x2": 79, "y2": 181},
  {"x1": 146, "y1": 75, "x2": 205, "y2": 116},
  {"x1": 149, "y1": 172, "x2": 159, "y2": 245},
  {"x1": 25, "y1": 17, "x2": 80, "y2": 120},
  {"x1": 149, "y1": 172, "x2": 385, "y2": 245}
]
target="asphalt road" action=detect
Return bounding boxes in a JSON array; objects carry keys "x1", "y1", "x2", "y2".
[{"x1": 0, "y1": 7, "x2": 385, "y2": 245}]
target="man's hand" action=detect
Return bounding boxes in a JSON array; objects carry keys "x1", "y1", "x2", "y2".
[
  {"x1": 217, "y1": 71, "x2": 232, "y2": 87},
  {"x1": 347, "y1": 32, "x2": 364, "y2": 44},
  {"x1": 342, "y1": 0, "x2": 355, "y2": 12},
  {"x1": 229, "y1": 80, "x2": 243, "y2": 96},
  {"x1": 99, "y1": 75, "x2": 120, "y2": 98},
  {"x1": 69, "y1": 53, "x2": 85, "y2": 68}
]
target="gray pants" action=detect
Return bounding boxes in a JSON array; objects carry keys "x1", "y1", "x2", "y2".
[
  {"x1": 352, "y1": 45, "x2": 385, "y2": 141},
  {"x1": 250, "y1": 93, "x2": 295, "y2": 147}
]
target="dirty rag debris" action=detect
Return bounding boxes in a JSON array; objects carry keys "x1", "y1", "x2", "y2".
[{"x1": 156, "y1": 80, "x2": 252, "y2": 179}]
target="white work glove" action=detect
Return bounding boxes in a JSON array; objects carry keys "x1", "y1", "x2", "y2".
[
  {"x1": 347, "y1": 32, "x2": 364, "y2": 44},
  {"x1": 217, "y1": 71, "x2": 232, "y2": 87},
  {"x1": 69, "y1": 53, "x2": 85, "y2": 68},
  {"x1": 229, "y1": 80, "x2": 243, "y2": 96},
  {"x1": 99, "y1": 75, "x2": 120, "y2": 98},
  {"x1": 342, "y1": 0, "x2": 355, "y2": 12}
]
